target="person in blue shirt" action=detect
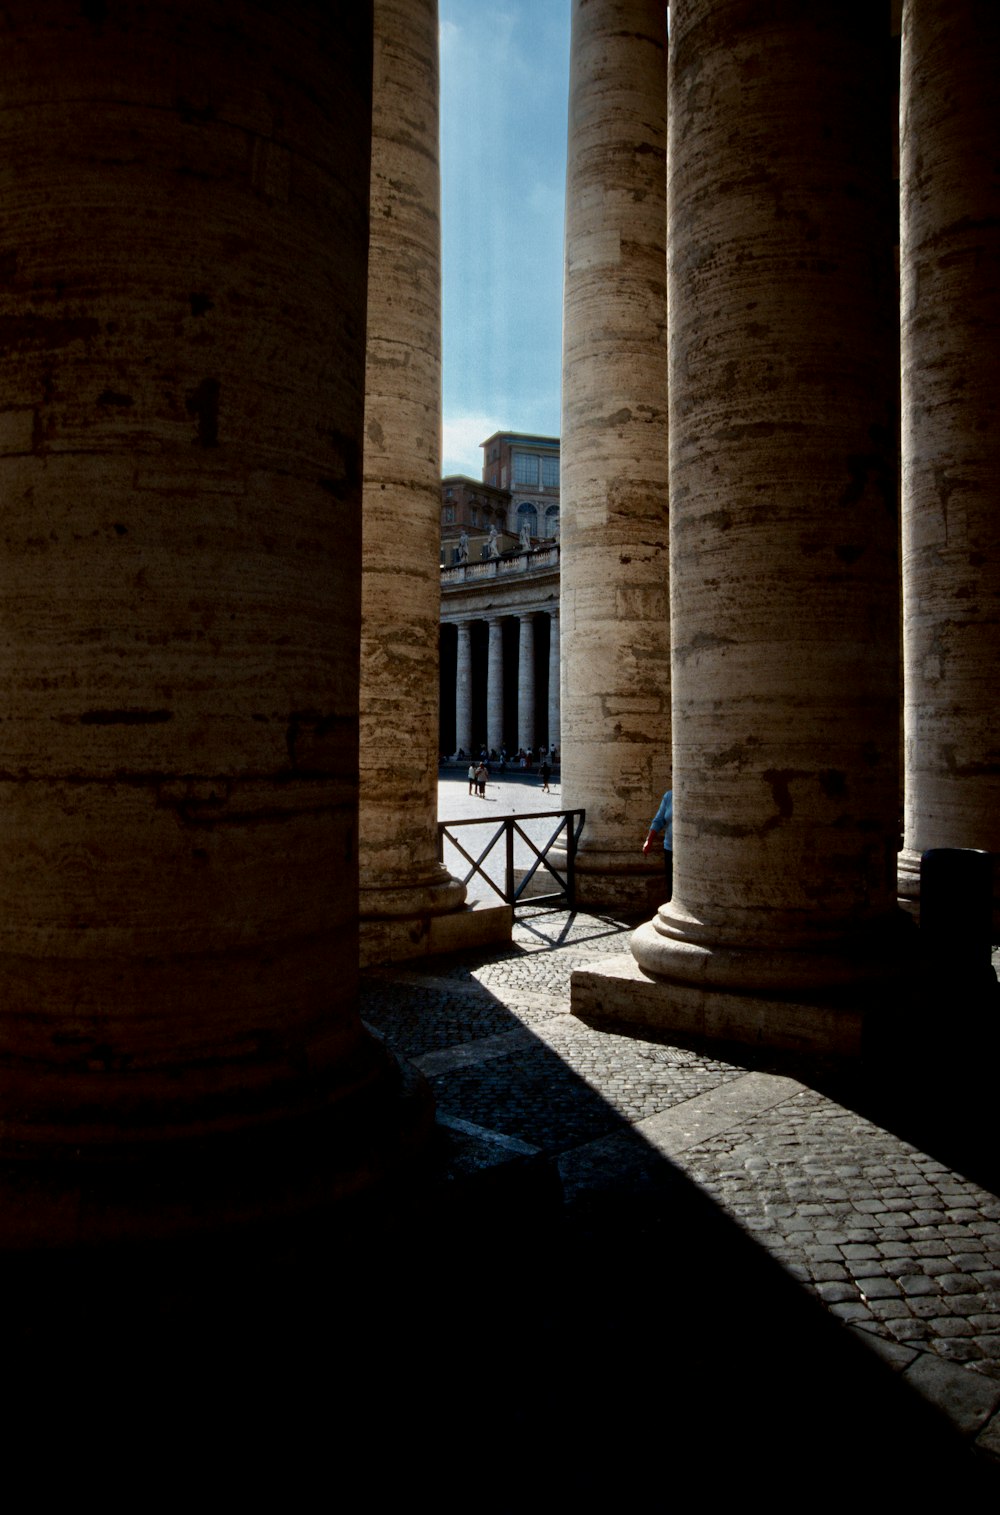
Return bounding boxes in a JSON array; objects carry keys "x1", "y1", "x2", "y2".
[{"x1": 642, "y1": 789, "x2": 673, "y2": 902}]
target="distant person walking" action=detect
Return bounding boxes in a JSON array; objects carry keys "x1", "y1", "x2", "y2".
[
  {"x1": 540, "y1": 761, "x2": 551, "y2": 793},
  {"x1": 468, "y1": 762, "x2": 476, "y2": 797},
  {"x1": 642, "y1": 788, "x2": 673, "y2": 902},
  {"x1": 475, "y1": 762, "x2": 488, "y2": 798}
]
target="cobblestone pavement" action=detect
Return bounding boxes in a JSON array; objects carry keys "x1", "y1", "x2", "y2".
[{"x1": 362, "y1": 907, "x2": 1000, "y2": 1485}]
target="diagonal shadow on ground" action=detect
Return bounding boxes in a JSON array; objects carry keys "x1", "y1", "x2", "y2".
[{"x1": 356, "y1": 924, "x2": 1000, "y2": 1499}]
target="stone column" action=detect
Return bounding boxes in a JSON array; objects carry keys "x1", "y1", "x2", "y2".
[
  {"x1": 359, "y1": 0, "x2": 469, "y2": 962},
  {"x1": 454, "y1": 619, "x2": 473, "y2": 758},
  {"x1": 0, "y1": 1, "x2": 424, "y2": 1245},
  {"x1": 487, "y1": 617, "x2": 505, "y2": 754},
  {"x1": 560, "y1": 0, "x2": 671, "y2": 911},
  {"x1": 518, "y1": 615, "x2": 536, "y2": 754},
  {"x1": 621, "y1": 2, "x2": 905, "y2": 1053},
  {"x1": 898, "y1": 3, "x2": 1000, "y2": 916},
  {"x1": 548, "y1": 610, "x2": 561, "y2": 753}
]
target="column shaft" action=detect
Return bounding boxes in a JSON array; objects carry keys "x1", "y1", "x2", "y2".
[
  {"x1": 560, "y1": 0, "x2": 671, "y2": 910},
  {"x1": 487, "y1": 617, "x2": 505, "y2": 754},
  {"x1": 548, "y1": 611, "x2": 561, "y2": 753},
  {"x1": 899, "y1": 2, "x2": 1000, "y2": 912},
  {"x1": 454, "y1": 620, "x2": 473, "y2": 757},
  {"x1": 0, "y1": 1, "x2": 418, "y2": 1242},
  {"x1": 518, "y1": 615, "x2": 536, "y2": 754},
  {"x1": 359, "y1": 0, "x2": 465, "y2": 948},
  {"x1": 632, "y1": 1, "x2": 904, "y2": 998}
]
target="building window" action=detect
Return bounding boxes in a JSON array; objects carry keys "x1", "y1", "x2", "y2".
[
  {"x1": 541, "y1": 455, "x2": 559, "y2": 488},
  {"x1": 470, "y1": 508, "x2": 478, "y2": 526},
  {"x1": 517, "y1": 500, "x2": 538, "y2": 537},
  {"x1": 545, "y1": 503, "x2": 559, "y2": 537},
  {"x1": 444, "y1": 505, "x2": 455, "y2": 524},
  {"x1": 513, "y1": 452, "x2": 539, "y2": 486}
]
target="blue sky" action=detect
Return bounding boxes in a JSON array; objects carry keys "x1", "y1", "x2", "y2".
[{"x1": 439, "y1": 0, "x2": 570, "y2": 477}]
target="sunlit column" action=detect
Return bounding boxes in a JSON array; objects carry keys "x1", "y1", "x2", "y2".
[
  {"x1": 359, "y1": 0, "x2": 465, "y2": 954},
  {"x1": 898, "y1": 2, "x2": 1000, "y2": 917},
  {"x1": 560, "y1": 0, "x2": 670, "y2": 910},
  {"x1": 487, "y1": 616, "x2": 505, "y2": 754},
  {"x1": 518, "y1": 614, "x2": 536, "y2": 754},
  {"x1": 0, "y1": 0, "x2": 422, "y2": 1243},
  {"x1": 631, "y1": 1, "x2": 905, "y2": 1005},
  {"x1": 454, "y1": 619, "x2": 473, "y2": 757},
  {"x1": 547, "y1": 610, "x2": 561, "y2": 753}
]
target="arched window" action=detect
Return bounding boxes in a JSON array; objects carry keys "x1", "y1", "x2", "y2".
[
  {"x1": 516, "y1": 500, "x2": 538, "y2": 537},
  {"x1": 545, "y1": 503, "x2": 559, "y2": 538}
]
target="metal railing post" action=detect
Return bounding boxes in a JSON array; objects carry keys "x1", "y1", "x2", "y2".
[{"x1": 505, "y1": 817, "x2": 515, "y2": 901}]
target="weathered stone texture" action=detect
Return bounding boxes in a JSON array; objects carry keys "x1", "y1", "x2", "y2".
[
  {"x1": 632, "y1": 3, "x2": 903, "y2": 994},
  {"x1": 899, "y1": 3, "x2": 1000, "y2": 907},
  {"x1": 359, "y1": 0, "x2": 466, "y2": 942},
  {"x1": 560, "y1": 0, "x2": 671, "y2": 911},
  {"x1": 0, "y1": 2, "x2": 406, "y2": 1239}
]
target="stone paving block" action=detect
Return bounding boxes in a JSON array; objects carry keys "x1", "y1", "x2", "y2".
[
  {"x1": 900, "y1": 1274, "x2": 939, "y2": 1297},
  {"x1": 975, "y1": 1413, "x2": 1000, "y2": 1461},
  {"x1": 859, "y1": 1276, "x2": 902, "y2": 1301},
  {"x1": 911, "y1": 1297, "x2": 954, "y2": 1320},
  {"x1": 846, "y1": 1326, "x2": 918, "y2": 1370},
  {"x1": 889, "y1": 1318, "x2": 932, "y2": 1342},
  {"x1": 811, "y1": 1263, "x2": 850, "y2": 1283},
  {"x1": 931, "y1": 1339, "x2": 988, "y2": 1365},
  {"x1": 848, "y1": 1257, "x2": 888, "y2": 1280},
  {"x1": 928, "y1": 1316, "x2": 977, "y2": 1338},
  {"x1": 829, "y1": 1301, "x2": 873, "y2": 1324},
  {"x1": 866, "y1": 1299, "x2": 911, "y2": 1320},
  {"x1": 817, "y1": 1281, "x2": 859, "y2": 1304}
]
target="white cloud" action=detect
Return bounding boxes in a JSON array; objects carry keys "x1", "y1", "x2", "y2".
[{"x1": 441, "y1": 412, "x2": 509, "y2": 478}]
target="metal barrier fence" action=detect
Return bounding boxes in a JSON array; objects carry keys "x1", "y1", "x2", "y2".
[{"x1": 437, "y1": 808, "x2": 586, "y2": 911}]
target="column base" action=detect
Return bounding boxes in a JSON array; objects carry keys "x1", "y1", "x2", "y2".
[
  {"x1": 0, "y1": 1043, "x2": 434, "y2": 1252},
  {"x1": 359, "y1": 901, "x2": 512, "y2": 967},
  {"x1": 631, "y1": 906, "x2": 914, "y2": 993},
  {"x1": 897, "y1": 847, "x2": 922, "y2": 920},
  {"x1": 571, "y1": 951, "x2": 871, "y2": 1058}
]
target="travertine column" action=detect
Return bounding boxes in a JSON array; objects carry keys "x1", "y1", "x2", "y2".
[
  {"x1": 518, "y1": 615, "x2": 536, "y2": 754},
  {"x1": 0, "y1": 1, "x2": 419, "y2": 1244},
  {"x1": 631, "y1": 3, "x2": 905, "y2": 1013},
  {"x1": 487, "y1": 617, "x2": 505, "y2": 754},
  {"x1": 560, "y1": 0, "x2": 671, "y2": 910},
  {"x1": 454, "y1": 619, "x2": 473, "y2": 757},
  {"x1": 898, "y1": 3, "x2": 1000, "y2": 915},
  {"x1": 359, "y1": 0, "x2": 466, "y2": 957},
  {"x1": 548, "y1": 610, "x2": 561, "y2": 753}
]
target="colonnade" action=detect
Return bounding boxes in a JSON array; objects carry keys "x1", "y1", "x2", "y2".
[
  {"x1": 442, "y1": 609, "x2": 560, "y2": 759},
  {"x1": 572, "y1": 0, "x2": 999, "y2": 1055},
  {"x1": 1, "y1": 0, "x2": 996, "y2": 1246}
]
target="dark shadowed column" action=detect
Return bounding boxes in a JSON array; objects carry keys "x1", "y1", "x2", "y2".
[
  {"x1": 359, "y1": 0, "x2": 482, "y2": 965},
  {"x1": 453, "y1": 618, "x2": 473, "y2": 757},
  {"x1": 0, "y1": 1, "x2": 426, "y2": 1246},
  {"x1": 559, "y1": 0, "x2": 671, "y2": 913},
  {"x1": 898, "y1": 2, "x2": 1000, "y2": 919},
  {"x1": 617, "y1": 2, "x2": 906, "y2": 1052},
  {"x1": 517, "y1": 615, "x2": 536, "y2": 756}
]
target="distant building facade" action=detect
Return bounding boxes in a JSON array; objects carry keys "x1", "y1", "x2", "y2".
[{"x1": 440, "y1": 433, "x2": 561, "y2": 757}]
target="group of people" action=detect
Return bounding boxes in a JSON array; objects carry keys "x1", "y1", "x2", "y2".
[
  {"x1": 467, "y1": 761, "x2": 489, "y2": 798},
  {"x1": 464, "y1": 753, "x2": 556, "y2": 799}
]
